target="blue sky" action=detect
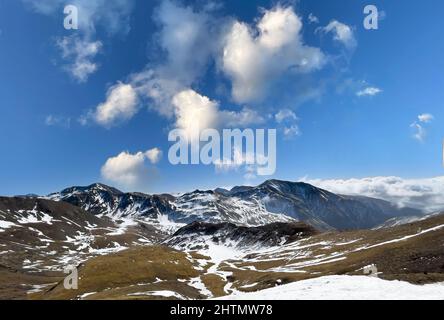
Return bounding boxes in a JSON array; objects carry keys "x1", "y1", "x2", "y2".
[{"x1": 0, "y1": 0, "x2": 443, "y2": 202}]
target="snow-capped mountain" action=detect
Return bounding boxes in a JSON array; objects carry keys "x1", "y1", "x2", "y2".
[
  {"x1": 218, "y1": 180, "x2": 422, "y2": 230},
  {"x1": 46, "y1": 180, "x2": 422, "y2": 231}
]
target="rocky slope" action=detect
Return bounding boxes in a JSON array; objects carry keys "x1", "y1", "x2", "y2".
[{"x1": 0, "y1": 196, "x2": 167, "y2": 299}]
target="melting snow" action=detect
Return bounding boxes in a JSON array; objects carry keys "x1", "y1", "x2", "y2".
[{"x1": 217, "y1": 275, "x2": 444, "y2": 300}]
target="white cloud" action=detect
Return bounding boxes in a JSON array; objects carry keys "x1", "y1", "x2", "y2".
[
  {"x1": 275, "y1": 109, "x2": 300, "y2": 138},
  {"x1": 302, "y1": 176, "x2": 444, "y2": 212},
  {"x1": 308, "y1": 13, "x2": 319, "y2": 24},
  {"x1": 101, "y1": 149, "x2": 159, "y2": 190},
  {"x1": 411, "y1": 122, "x2": 426, "y2": 142},
  {"x1": 45, "y1": 115, "x2": 71, "y2": 128},
  {"x1": 154, "y1": 0, "x2": 215, "y2": 85},
  {"x1": 283, "y1": 125, "x2": 301, "y2": 138},
  {"x1": 221, "y1": 6, "x2": 325, "y2": 103},
  {"x1": 172, "y1": 89, "x2": 220, "y2": 143},
  {"x1": 125, "y1": 0, "x2": 218, "y2": 118},
  {"x1": 356, "y1": 87, "x2": 382, "y2": 97},
  {"x1": 171, "y1": 89, "x2": 264, "y2": 143},
  {"x1": 411, "y1": 113, "x2": 434, "y2": 142},
  {"x1": 145, "y1": 148, "x2": 163, "y2": 164},
  {"x1": 275, "y1": 109, "x2": 298, "y2": 123},
  {"x1": 219, "y1": 107, "x2": 266, "y2": 127},
  {"x1": 94, "y1": 83, "x2": 139, "y2": 127},
  {"x1": 418, "y1": 113, "x2": 434, "y2": 123},
  {"x1": 321, "y1": 20, "x2": 356, "y2": 49},
  {"x1": 56, "y1": 36, "x2": 102, "y2": 82},
  {"x1": 23, "y1": 0, "x2": 134, "y2": 81}
]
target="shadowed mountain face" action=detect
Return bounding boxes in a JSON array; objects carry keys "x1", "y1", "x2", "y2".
[
  {"x1": 47, "y1": 180, "x2": 422, "y2": 231},
  {"x1": 164, "y1": 221, "x2": 319, "y2": 251}
]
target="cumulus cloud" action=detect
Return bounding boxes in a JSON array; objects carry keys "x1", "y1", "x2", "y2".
[
  {"x1": 302, "y1": 176, "x2": 444, "y2": 213},
  {"x1": 171, "y1": 89, "x2": 265, "y2": 143},
  {"x1": 101, "y1": 149, "x2": 159, "y2": 190},
  {"x1": 45, "y1": 115, "x2": 71, "y2": 128},
  {"x1": 172, "y1": 89, "x2": 219, "y2": 143},
  {"x1": 124, "y1": 0, "x2": 219, "y2": 117},
  {"x1": 93, "y1": 83, "x2": 139, "y2": 127},
  {"x1": 356, "y1": 86, "x2": 382, "y2": 97},
  {"x1": 321, "y1": 20, "x2": 356, "y2": 49},
  {"x1": 221, "y1": 6, "x2": 325, "y2": 103}
]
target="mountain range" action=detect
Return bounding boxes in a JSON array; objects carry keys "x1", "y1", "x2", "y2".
[{"x1": 46, "y1": 179, "x2": 422, "y2": 231}]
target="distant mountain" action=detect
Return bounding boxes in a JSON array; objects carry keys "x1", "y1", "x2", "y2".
[
  {"x1": 219, "y1": 180, "x2": 422, "y2": 230},
  {"x1": 45, "y1": 180, "x2": 422, "y2": 231},
  {"x1": 46, "y1": 183, "x2": 294, "y2": 227}
]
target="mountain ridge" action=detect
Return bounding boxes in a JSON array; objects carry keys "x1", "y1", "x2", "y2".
[{"x1": 43, "y1": 179, "x2": 422, "y2": 231}]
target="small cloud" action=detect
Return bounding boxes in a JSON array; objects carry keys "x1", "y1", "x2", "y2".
[
  {"x1": 283, "y1": 125, "x2": 301, "y2": 139},
  {"x1": 356, "y1": 87, "x2": 382, "y2": 97},
  {"x1": 93, "y1": 83, "x2": 139, "y2": 128},
  {"x1": 308, "y1": 13, "x2": 319, "y2": 24},
  {"x1": 145, "y1": 148, "x2": 163, "y2": 164},
  {"x1": 275, "y1": 109, "x2": 298, "y2": 123},
  {"x1": 410, "y1": 113, "x2": 434, "y2": 142},
  {"x1": 410, "y1": 122, "x2": 426, "y2": 142},
  {"x1": 320, "y1": 20, "x2": 356, "y2": 49},
  {"x1": 45, "y1": 115, "x2": 71, "y2": 128},
  {"x1": 275, "y1": 109, "x2": 300, "y2": 139},
  {"x1": 56, "y1": 36, "x2": 102, "y2": 83},
  {"x1": 418, "y1": 113, "x2": 434, "y2": 123}
]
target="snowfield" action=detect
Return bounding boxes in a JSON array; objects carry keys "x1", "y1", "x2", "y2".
[{"x1": 216, "y1": 276, "x2": 444, "y2": 300}]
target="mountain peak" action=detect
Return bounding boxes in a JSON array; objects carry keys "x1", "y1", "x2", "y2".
[{"x1": 57, "y1": 183, "x2": 123, "y2": 197}]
